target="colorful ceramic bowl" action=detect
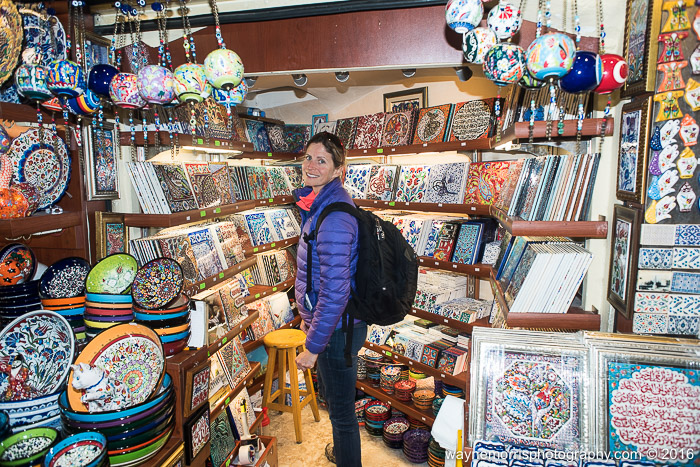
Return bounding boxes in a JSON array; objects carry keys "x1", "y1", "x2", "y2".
[
  {"x1": 134, "y1": 313, "x2": 190, "y2": 329},
  {"x1": 133, "y1": 309, "x2": 189, "y2": 321},
  {"x1": 0, "y1": 244, "x2": 36, "y2": 287},
  {"x1": 153, "y1": 322, "x2": 190, "y2": 336},
  {"x1": 43, "y1": 432, "x2": 107, "y2": 467},
  {"x1": 84, "y1": 307, "x2": 133, "y2": 317},
  {"x1": 131, "y1": 258, "x2": 183, "y2": 310},
  {"x1": 162, "y1": 337, "x2": 188, "y2": 356},
  {"x1": 107, "y1": 426, "x2": 173, "y2": 466},
  {"x1": 157, "y1": 329, "x2": 189, "y2": 343},
  {"x1": 85, "y1": 292, "x2": 133, "y2": 304},
  {"x1": 103, "y1": 405, "x2": 174, "y2": 442},
  {"x1": 0, "y1": 427, "x2": 58, "y2": 467},
  {"x1": 40, "y1": 295, "x2": 86, "y2": 307},
  {"x1": 84, "y1": 254, "x2": 138, "y2": 295},
  {"x1": 0, "y1": 280, "x2": 38, "y2": 297},
  {"x1": 132, "y1": 293, "x2": 189, "y2": 313}
]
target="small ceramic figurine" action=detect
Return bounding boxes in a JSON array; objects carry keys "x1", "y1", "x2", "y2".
[{"x1": 71, "y1": 363, "x2": 132, "y2": 413}]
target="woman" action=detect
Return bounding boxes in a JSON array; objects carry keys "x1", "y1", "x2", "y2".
[{"x1": 294, "y1": 131, "x2": 366, "y2": 467}]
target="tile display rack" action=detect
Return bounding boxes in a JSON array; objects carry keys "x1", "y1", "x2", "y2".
[{"x1": 355, "y1": 378, "x2": 436, "y2": 426}]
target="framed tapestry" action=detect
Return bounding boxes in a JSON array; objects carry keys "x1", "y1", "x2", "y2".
[
  {"x1": 621, "y1": 0, "x2": 662, "y2": 97},
  {"x1": 616, "y1": 97, "x2": 652, "y2": 203},
  {"x1": 83, "y1": 121, "x2": 120, "y2": 200},
  {"x1": 589, "y1": 336, "x2": 700, "y2": 463},
  {"x1": 184, "y1": 358, "x2": 211, "y2": 419},
  {"x1": 82, "y1": 32, "x2": 111, "y2": 70},
  {"x1": 184, "y1": 404, "x2": 211, "y2": 464},
  {"x1": 607, "y1": 204, "x2": 642, "y2": 319},
  {"x1": 383, "y1": 87, "x2": 427, "y2": 113},
  {"x1": 209, "y1": 408, "x2": 238, "y2": 467},
  {"x1": 95, "y1": 212, "x2": 128, "y2": 260}
]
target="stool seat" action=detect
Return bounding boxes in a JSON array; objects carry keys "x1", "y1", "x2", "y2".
[{"x1": 263, "y1": 329, "x2": 306, "y2": 348}]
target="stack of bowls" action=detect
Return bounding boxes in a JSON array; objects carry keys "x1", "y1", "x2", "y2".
[
  {"x1": 383, "y1": 417, "x2": 409, "y2": 449},
  {"x1": 394, "y1": 379, "x2": 416, "y2": 402},
  {"x1": 380, "y1": 365, "x2": 402, "y2": 394},
  {"x1": 0, "y1": 244, "x2": 40, "y2": 323},
  {"x1": 427, "y1": 437, "x2": 446, "y2": 467},
  {"x1": 83, "y1": 254, "x2": 139, "y2": 340},
  {"x1": 354, "y1": 397, "x2": 373, "y2": 426},
  {"x1": 40, "y1": 257, "x2": 91, "y2": 347},
  {"x1": 442, "y1": 383, "x2": 464, "y2": 398},
  {"x1": 131, "y1": 258, "x2": 188, "y2": 356},
  {"x1": 412, "y1": 389, "x2": 436, "y2": 411},
  {"x1": 43, "y1": 432, "x2": 109, "y2": 467},
  {"x1": 0, "y1": 427, "x2": 59, "y2": 466},
  {"x1": 363, "y1": 400, "x2": 391, "y2": 437},
  {"x1": 403, "y1": 429, "x2": 431, "y2": 464},
  {"x1": 0, "y1": 280, "x2": 41, "y2": 324}
]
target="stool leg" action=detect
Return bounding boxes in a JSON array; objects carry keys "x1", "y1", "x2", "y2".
[
  {"x1": 278, "y1": 345, "x2": 288, "y2": 407},
  {"x1": 287, "y1": 348, "x2": 304, "y2": 444},
  {"x1": 301, "y1": 346, "x2": 320, "y2": 422},
  {"x1": 262, "y1": 347, "x2": 277, "y2": 408}
]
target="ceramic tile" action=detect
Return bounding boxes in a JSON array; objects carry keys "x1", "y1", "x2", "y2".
[
  {"x1": 344, "y1": 164, "x2": 372, "y2": 199},
  {"x1": 636, "y1": 270, "x2": 673, "y2": 292},
  {"x1": 412, "y1": 104, "x2": 454, "y2": 144},
  {"x1": 667, "y1": 315, "x2": 700, "y2": 335},
  {"x1": 637, "y1": 248, "x2": 673, "y2": 269},
  {"x1": 381, "y1": 110, "x2": 416, "y2": 147},
  {"x1": 675, "y1": 224, "x2": 700, "y2": 245},
  {"x1": 244, "y1": 119, "x2": 272, "y2": 152},
  {"x1": 448, "y1": 99, "x2": 495, "y2": 141},
  {"x1": 463, "y1": 161, "x2": 512, "y2": 205},
  {"x1": 672, "y1": 247, "x2": 700, "y2": 269},
  {"x1": 451, "y1": 223, "x2": 482, "y2": 265},
  {"x1": 669, "y1": 293, "x2": 700, "y2": 315},
  {"x1": 424, "y1": 162, "x2": 469, "y2": 204},
  {"x1": 482, "y1": 241, "x2": 501, "y2": 266},
  {"x1": 640, "y1": 224, "x2": 676, "y2": 246},
  {"x1": 394, "y1": 165, "x2": 430, "y2": 202},
  {"x1": 283, "y1": 124, "x2": 311, "y2": 153},
  {"x1": 634, "y1": 292, "x2": 670, "y2": 313},
  {"x1": 632, "y1": 312, "x2": 669, "y2": 334},
  {"x1": 671, "y1": 271, "x2": 700, "y2": 294},
  {"x1": 353, "y1": 112, "x2": 385, "y2": 149},
  {"x1": 335, "y1": 117, "x2": 358, "y2": 150},
  {"x1": 264, "y1": 123, "x2": 290, "y2": 152},
  {"x1": 366, "y1": 165, "x2": 398, "y2": 201}
]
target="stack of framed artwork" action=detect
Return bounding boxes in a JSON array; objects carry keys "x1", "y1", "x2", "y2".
[{"x1": 610, "y1": 0, "x2": 700, "y2": 336}]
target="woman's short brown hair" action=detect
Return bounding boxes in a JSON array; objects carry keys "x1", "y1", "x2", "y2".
[{"x1": 305, "y1": 131, "x2": 346, "y2": 168}]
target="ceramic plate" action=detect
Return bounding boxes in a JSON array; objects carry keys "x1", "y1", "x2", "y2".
[
  {"x1": 85, "y1": 254, "x2": 138, "y2": 294},
  {"x1": 131, "y1": 258, "x2": 184, "y2": 310},
  {"x1": 8, "y1": 128, "x2": 70, "y2": 209},
  {"x1": 39, "y1": 257, "x2": 90, "y2": 299},
  {"x1": 0, "y1": 0, "x2": 22, "y2": 87},
  {"x1": 67, "y1": 323, "x2": 164, "y2": 413},
  {"x1": 21, "y1": 12, "x2": 67, "y2": 67},
  {"x1": 0, "y1": 243, "x2": 36, "y2": 286},
  {"x1": 132, "y1": 293, "x2": 188, "y2": 313},
  {"x1": 0, "y1": 311, "x2": 74, "y2": 402}
]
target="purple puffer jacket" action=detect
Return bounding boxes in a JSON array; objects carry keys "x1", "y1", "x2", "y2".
[{"x1": 294, "y1": 177, "x2": 359, "y2": 355}]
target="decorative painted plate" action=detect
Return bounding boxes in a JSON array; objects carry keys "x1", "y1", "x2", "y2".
[
  {"x1": 0, "y1": 0, "x2": 22, "y2": 87},
  {"x1": 131, "y1": 259, "x2": 184, "y2": 310},
  {"x1": 67, "y1": 323, "x2": 165, "y2": 413},
  {"x1": 39, "y1": 257, "x2": 90, "y2": 299},
  {"x1": 21, "y1": 12, "x2": 67, "y2": 67},
  {"x1": 0, "y1": 243, "x2": 36, "y2": 286},
  {"x1": 0, "y1": 311, "x2": 74, "y2": 401},
  {"x1": 84, "y1": 253, "x2": 138, "y2": 295},
  {"x1": 8, "y1": 128, "x2": 71, "y2": 209}
]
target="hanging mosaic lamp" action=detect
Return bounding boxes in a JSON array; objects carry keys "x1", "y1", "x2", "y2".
[
  {"x1": 109, "y1": 72, "x2": 146, "y2": 109},
  {"x1": 483, "y1": 43, "x2": 526, "y2": 86},
  {"x1": 212, "y1": 78, "x2": 248, "y2": 106},
  {"x1": 594, "y1": 53, "x2": 628, "y2": 94},
  {"x1": 66, "y1": 89, "x2": 100, "y2": 115},
  {"x1": 203, "y1": 49, "x2": 244, "y2": 91},
  {"x1": 559, "y1": 51, "x2": 602, "y2": 94},
  {"x1": 47, "y1": 59, "x2": 86, "y2": 98},
  {"x1": 445, "y1": 0, "x2": 483, "y2": 34},
  {"x1": 15, "y1": 63, "x2": 53, "y2": 101},
  {"x1": 463, "y1": 27, "x2": 497, "y2": 64},
  {"x1": 519, "y1": 69, "x2": 545, "y2": 89},
  {"x1": 525, "y1": 33, "x2": 576, "y2": 80},
  {"x1": 486, "y1": 1, "x2": 522, "y2": 40},
  {"x1": 137, "y1": 65, "x2": 175, "y2": 104},
  {"x1": 88, "y1": 64, "x2": 119, "y2": 98},
  {"x1": 173, "y1": 63, "x2": 211, "y2": 103}
]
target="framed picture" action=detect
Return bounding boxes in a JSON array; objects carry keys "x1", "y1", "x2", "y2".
[
  {"x1": 607, "y1": 204, "x2": 642, "y2": 319},
  {"x1": 82, "y1": 32, "x2": 111, "y2": 70},
  {"x1": 208, "y1": 353, "x2": 230, "y2": 402},
  {"x1": 95, "y1": 212, "x2": 128, "y2": 260},
  {"x1": 83, "y1": 121, "x2": 120, "y2": 200},
  {"x1": 383, "y1": 87, "x2": 428, "y2": 113},
  {"x1": 311, "y1": 114, "x2": 328, "y2": 136},
  {"x1": 621, "y1": 0, "x2": 662, "y2": 97},
  {"x1": 616, "y1": 97, "x2": 652, "y2": 203},
  {"x1": 184, "y1": 404, "x2": 211, "y2": 464},
  {"x1": 184, "y1": 359, "x2": 211, "y2": 419},
  {"x1": 209, "y1": 408, "x2": 238, "y2": 467}
]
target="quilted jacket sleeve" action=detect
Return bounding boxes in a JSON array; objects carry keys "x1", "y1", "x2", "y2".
[{"x1": 304, "y1": 211, "x2": 358, "y2": 354}]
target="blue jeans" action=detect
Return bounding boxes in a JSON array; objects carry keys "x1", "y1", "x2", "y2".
[{"x1": 316, "y1": 323, "x2": 367, "y2": 467}]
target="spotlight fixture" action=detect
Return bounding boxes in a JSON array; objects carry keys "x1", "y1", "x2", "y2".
[
  {"x1": 455, "y1": 67, "x2": 473, "y2": 82},
  {"x1": 292, "y1": 74, "x2": 308, "y2": 86},
  {"x1": 244, "y1": 76, "x2": 258, "y2": 88},
  {"x1": 402, "y1": 68, "x2": 416, "y2": 78},
  {"x1": 335, "y1": 71, "x2": 350, "y2": 83}
]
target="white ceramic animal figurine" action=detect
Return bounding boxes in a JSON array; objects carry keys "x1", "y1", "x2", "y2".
[{"x1": 71, "y1": 363, "x2": 132, "y2": 412}]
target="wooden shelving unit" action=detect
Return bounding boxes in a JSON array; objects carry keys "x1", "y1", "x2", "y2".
[
  {"x1": 354, "y1": 199, "x2": 490, "y2": 216},
  {"x1": 242, "y1": 236, "x2": 299, "y2": 256},
  {"x1": 363, "y1": 341, "x2": 467, "y2": 387},
  {"x1": 243, "y1": 315, "x2": 302, "y2": 353},
  {"x1": 246, "y1": 278, "x2": 296, "y2": 303},
  {"x1": 183, "y1": 256, "x2": 257, "y2": 297},
  {"x1": 409, "y1": 307, "x2": 490, "y2": 332},
  {"x1": 489, "y1": 206, "x2": 608, "y2": 239},
  {"x1": 500, "y1": 117, "x2": 614, "y2": 143},
  {"x1": 356, "y1": 379, "x2": 436, "y2": 426},
  {"x1": 347, "y1": 138, "x2": 494, "y2": 157},
  {"x1": 0, "y1": 211, "x2": 83, "y2": 238},
  {"x1": 417, "y1": 257, "x2": 492, "y2": 279}
]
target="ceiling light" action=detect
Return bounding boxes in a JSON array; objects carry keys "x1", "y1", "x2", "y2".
[
  {"x1": 292, "y1": 74, "x2": 308, "y2": 86},
  {"x1": 335, "y1": 71, "x2": 350, "y2": 83},
  {"x1": 244, "y1": 76, "x2": 257, "y2": 88},
  {"x1": 402, "y1": 68, "x2": 416, "y2": 78}
]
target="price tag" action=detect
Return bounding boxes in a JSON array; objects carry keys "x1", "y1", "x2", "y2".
[
  {"x1": 269, "y1": 198, "x2": 274, "y2": 203},
  {"x1": 271, "y1": 243, "x2": 276, "y2": 247},
  {"x1": 255, "y1": 293, "x2": 261, "y2": 299},
  {"x1": 200, "y1": 210, "x2": 206, "y2": 217},
  {"x1": 421, "y1": 417, "x2": 426, "y2": 421},
  {"x1": 186, "y1": 216, "x2": 191, "y2": 221},
  {"x1": 267, "y1": 152, "x2": 273, "y2": 157},
  {"x1": 419, "y1": 259, "x2": 424, "y2": 263},
  {"x1": 214, "y1": 207, "x2": 221, "y2": 214},
  {"x1": 423, "y1": 143, "x2": 428, "y2": 147},
  {"x1": 272, "y1": 287, "x2": 277, "y2": 292},
  {"x1": 199, "y1": 283, "x2": 206, "y2": 290},
  {"x1": 386, "y1": 350, "x2": 392, "y2": 357},
  {"x1": 434, "y1": 261, "x2": 439, "y2": 266},
  {"x1": 438, "y1": 203, "x2": 443, "y2": 207},
  {"x1": 222, "y1": 337, "x2": 227, "y2": 345},
  {"x1": 225, "y1": 397, "x2": 231, "y2": 405},
  {"x1": 475, "y1": 267, "x2": 480, "y2": 272},
  {"x1": 360, "y1": 386, "x2": 365, "y2": 391},
  {"x1": 408, "y1": 361, "x2": 413, "y2": 366},
  {"x1": 452, "y1": 264, "x2": 457, "y2": 269},
  {"x1": 197, "y1": 138, "x2": 204, "y2": 144},
  {"x1": 226, "y1": 459, "x2": 231, "y2": 467},
  {"x1": 363, "y1": 149, "x2": 368, "y2": 154},
  {"x1": 369, "y1": 343, "x2": 374, "y2": 347},
  {"x1": 219, "y1": 272, "x2": 225, "y2": 279},
  {"x1": 377, "y1": 148, "x2": 384, "y2": 154},
  {"x1": 461, "y1": 142, "x2": 466, "y2": 146},
  {"x1": 207, "y1": 351, "x2": 210, "y2": 357},
  {"x1": 215, "y1": 140, "x2": 221, "y2": 146},
  {"x1": 253, "y1": 247, "x2": 259, "y2": 253},
  {"x1": 444, "y1": 319, "x2": 449, "y2": 323},
  {"x1": 441, "y1": 373, "x2": 446, "y2": 378},
  {"x1": 389, "y1": 202, "x2": 395, "y2": 206}
]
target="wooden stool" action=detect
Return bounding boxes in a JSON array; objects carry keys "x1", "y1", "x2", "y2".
[{"x1": 262, "y1": 329, "x2": 320, "y2": 443}]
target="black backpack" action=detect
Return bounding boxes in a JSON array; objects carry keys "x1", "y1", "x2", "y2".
[{"x1": 303, "y1": 202, "x2": 418, "y2": 366}]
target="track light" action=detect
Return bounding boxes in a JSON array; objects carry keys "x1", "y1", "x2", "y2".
[
  {"x1": 335, "y1": 71, "x2": 350, "y2": 83},
  {"x1": 402, "y1": 68, "x2": 416, "y2": 78},
  {"x1": 244, "y1": 76, "x2": 257, "y2": 88},
  {"x1": 454, "y1": 67, "x2": 473, "y2": 82},
  {"x1": 292, "y1": 74, "x2": 308, "y2": 86}
]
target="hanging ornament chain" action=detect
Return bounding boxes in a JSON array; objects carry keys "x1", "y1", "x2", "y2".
[
  {"x1": 544, "y1": 0, "x2": 557, "y2": 141},
  {"x1": 210, "y1": 0, "x2": 225, "y2": 49},
  {"x1": 556, "y1": 0, "x2": 568, "y2": 137},
  {"x1": 572, "y1": 0, "x2": 585, "y2": 153},
  {"x1": 529, "y1": 0, "x2": 545, "y2": 143},
  {"x1": 598, "y1": 0, "x2": 608, "y2": 154},
  {"x1": 180, "y1": 0, "x2": 196, "y2": 64}
]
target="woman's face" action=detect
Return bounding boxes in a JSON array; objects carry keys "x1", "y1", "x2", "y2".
[{"x1": 302, "y1": 142, "x2": 343, "y2": 193}]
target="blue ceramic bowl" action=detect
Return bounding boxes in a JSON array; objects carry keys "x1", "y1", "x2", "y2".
[
  {"x1": 133, "y1": 310, "x2": 189, "y2": 321},
  {"x1": 134, "y1": 313, "x2": 189, "y2": 328},
  {"x1": 59, "y1": 374, "x2": 172, "y2": 423},
  {"x1": 105, "y1": 405, "x2": 174, "y2": 442},
  {"x1": 86, "y1": 293, "x2": 132, "y2": 304},
  {"x1": 158, "y1": 329, "x2": 189, "y2": 343},
  {"x1": 559, "y1": 50, "x2": 602, "y2": 94},
  {"x1": 88, "y1": 64, "x2": 119, "y2": 98},
  {"x1": 43, "y1": 431, "x2": 107, "y2": 467}
]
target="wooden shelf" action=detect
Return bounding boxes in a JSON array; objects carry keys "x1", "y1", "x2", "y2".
[
  {"x1": 242, "y1": 236, "x2": 299, "y2": 257},
  {"x1": 409, "y1": 307, "x2": 490, "y2": 333},
  {"x1": 122, "y1": 196, "x2": 295, "y2": 228},
  {"x1": 249, "y1": 409, "x2": 265, "y2": 433},
  {"x1": 347, "y1": 138, "x2": 494, "y2": 157},
  {"x1": 0, "y1": 102, "x2": 56, "y2": 124},
  {"x1": 354, "y1": 199, "x2": 491, "y2": 216},
  {"x1": 183, "y1": 256, "x2": 257, "y2": 296},
  {"x1": 208, "y1": 310, "x2": 260, "y2": 356},
  {"x1": 246, "y1": 373, "x2": 265, "y2": 395},
  {"x1": 0, "y1": 211, "x2": 83, "y2": 238},
  {"x1": 363, "y1": 341, "x2": 466, "y2": 387},
  {"x1": 356, "y1": 379, "x2": 435, "y2": 426},
  {"x1": 501, "y1": 117, "x2": 614, "y2": 142},
  {"x1": 245, "y1": 278, "x2": 296, "y2": 304},
  {"x1": 242, "y1": 315, "x2": 302, "y2": 353},
  {"x1": 210, "y1": 361, "x2": 263, "y2": 417},
  {"x1": 418, "y1": 257, "x2": 492, "y2": 278},
  {"x1": 489, "y1": 206, "x2": 608, "y2": 239}
]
